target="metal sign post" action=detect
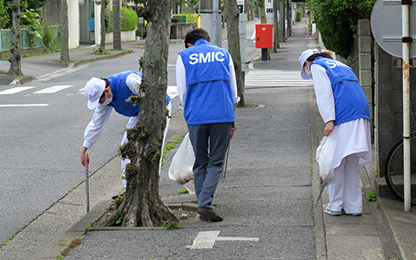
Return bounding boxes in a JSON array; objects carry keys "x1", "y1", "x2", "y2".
[
  {"x1": 401, "y1": 1, "x2": 411, "y2": 211},
  {"x1": 371, "y1": 0, "x2": 415, "y2": 211}
]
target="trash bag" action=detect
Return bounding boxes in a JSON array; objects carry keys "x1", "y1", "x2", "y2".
[
  {"x1": 316, "y1": 133, "x2": 337, "y2": 186},
  {"x1": 168, "y1": 132, "x2": 195, "y2": 185}
]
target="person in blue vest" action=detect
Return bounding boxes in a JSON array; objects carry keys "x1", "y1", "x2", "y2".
[
  {"x1": 176, "y1": 29, "x2": 239, "y2": 222},
  {"x1": 299, "y1": 49, "x2": 371, "y2": 216},
  {"x1": 80, "y1": 71, "x2": 171, "y2": 198}
]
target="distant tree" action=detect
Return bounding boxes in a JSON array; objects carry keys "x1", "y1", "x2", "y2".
[
  {"x1": 272, "y1": 0, "x2": 280, "y2": 52},
  {"x1": 26, "y1": 0, "x2": 47, "y2": 10},
  {"x1": 8, "y1": 0, "x2": 23, "y2": 76},
  {"x1": 0, "y1": 0, "x2": 10, "y2": 29},
  {"x1": 224, "y1": 0, "x2": 245, "y2": 107},
  {"x1": 60, "y1": 0, "x2": 70, "y2": 63},
  {"x1": 99, "y1": 0, "x2": 106, "y2": 50},
  {"x1": 306, "y1": 0, "x2": 376, "y2": 58},
  {"x1": 2, "y1": 0, "x2": 45, "y2": 29},
  {"x1": 99, "y1": 0, "x2": 178, "y2": 227}
]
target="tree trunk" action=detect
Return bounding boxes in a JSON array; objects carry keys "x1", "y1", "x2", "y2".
[
  {"x1": 60, "y1": 0, "x2": 70, "y2": 63},
  {"x1": 225, "y1": 0, "x2": 245, "y2": 107},
  {"x1": 272, "y1": 0, "x2": 280, "y2": 52},
  {"x1": 8, "y1": 0, "x2": 22, "y2": 76},
  {"x1": 99, "y1": 0, "x2": 106, "y2": 49},
  {"x1": 99, "y1": 0, "x2": 178, "y2": 228}
]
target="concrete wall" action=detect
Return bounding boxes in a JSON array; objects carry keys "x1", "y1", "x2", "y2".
[
  {"x1": 44, "y1": 0, "x2": 79, "y2": 49},
  {"x1": 357, "y1": 20, "x2": 373, "y2": 135},
  {"x1": 170, "y1": 24, "x2": 198, "y2": 39},
  {"x1": 104, "y1": 30, "x2": 136, "y2": 44},
  {"x1": 374, "y1": 41, "x2": 416, "y2": 178}
]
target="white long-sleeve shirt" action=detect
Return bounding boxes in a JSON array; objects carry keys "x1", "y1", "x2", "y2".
[
  {"x1": 175, "y1": 53, "x2": 240, "y2": 109},
  {"x1": 311, "y1": 64, "x2": 335, "y2": 124},
  {"x1": 82, "y1": 73, "x2": 142, "y2": 149}
]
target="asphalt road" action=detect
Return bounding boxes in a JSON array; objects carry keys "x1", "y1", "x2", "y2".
[{"x1": 0, "y1": 20, "x2": 258, "y2": 245}]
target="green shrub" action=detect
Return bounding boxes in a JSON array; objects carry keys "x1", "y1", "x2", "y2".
[
  {"x1": 120, "y1": 7, "x2": 138, "y2": 31},
  {"x1": 306, "y1": 0, "x2": 376, "y2": 58},
  {"x1": 105, "y1": 8, "x2": 113, "y2": 33},
  {"x1": 296, "y1": 10, "x2": 302, "y2": 22},
  {"x1": 42, "y1": 22, "x2": 57, "y2": 52}
]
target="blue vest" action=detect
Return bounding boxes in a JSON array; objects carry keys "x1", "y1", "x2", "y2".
[
  {"x1": 312, "y1": 57, "x2": 370, "y2": 125},
  {"x1": 108, "y1": 71, "x2": 171, "y2": 117},
  {"x1": 179, "y1": 39, "x2": 235, "y2": 125}
]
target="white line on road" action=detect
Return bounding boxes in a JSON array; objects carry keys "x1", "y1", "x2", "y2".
[
  {"x1": 190, "y1": 231, "x2": 259, "y2": 249},
  {"x1": 33, "y1": 85, "x2": 73, "y2": 94},
  {"x1": 216, "y1": 237, "x2": 260, "y2": 241},
  {"x1": 0, "y1": 86, "x2": 35, "y2": 95},
  {"x1": 191, "y1": 231, "x2": 220, "y2": 249},
  {"x1": 0, "y1": 104, "x2": 49, "y2": 107}
]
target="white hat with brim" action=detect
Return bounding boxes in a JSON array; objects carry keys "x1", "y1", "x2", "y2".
[
  {"x1": 85, "y1": 77, "x2": 106, "y2": 110},
  {"x1": 298, "y1": 49, "x2": 319, "y2": 79}
]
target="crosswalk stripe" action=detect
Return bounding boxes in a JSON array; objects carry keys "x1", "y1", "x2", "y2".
[
  {"x1": 0, "y1": 104, "x2": 49, "y2": 107},
  {"x1": 0, "y1": 86, "x2": 35, "y2": 95},
  {"x1": 33, "y1": 85, "x2": 73, "y2": 94},
  {"x1": 245, "y1": 70, "x2": 313, "y2": 87}
]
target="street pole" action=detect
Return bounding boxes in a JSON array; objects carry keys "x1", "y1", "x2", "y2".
[
  {"x1": 402, "y1": 0, "x2": 411, "y2": 212},
  {"x1": 213, "y1": 0, "x2": 221, "y2": 47},
  {"x1": 200, "y1": 0, "x2": 222, "y2": 47}
]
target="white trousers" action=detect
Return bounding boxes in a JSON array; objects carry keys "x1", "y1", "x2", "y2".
[
  {"x1": 328, "y1": 154, "x2": 362, "y2": 214},
  {"x1": 120, "y1": 102, "x2": 172, "y2": 187}
]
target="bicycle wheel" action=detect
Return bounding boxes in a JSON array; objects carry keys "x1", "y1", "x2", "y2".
[{"x1": 384, "y1": 133, "x2": 416, "y2": 205}]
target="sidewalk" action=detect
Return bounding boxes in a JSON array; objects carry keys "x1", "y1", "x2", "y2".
[
  {"x1": 0, "y1": 41, "x2": 146, "y2": 86},
  {"x1": 0, "y1": 20, "x2": 415, "y2": 260}
]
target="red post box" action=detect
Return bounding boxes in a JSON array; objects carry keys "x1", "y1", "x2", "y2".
[{"x1": 255, "y1": 23, "x2": 274, "y2": 49}]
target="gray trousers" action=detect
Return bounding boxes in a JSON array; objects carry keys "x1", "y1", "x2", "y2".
[{"x1": 188, "y1": 123, "x2": 232, "y2": 209}]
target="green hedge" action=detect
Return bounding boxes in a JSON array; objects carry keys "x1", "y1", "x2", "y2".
[
  {"x1": 121, "y1": 7, "x2": 138, "y2": 31},
  {"x1": 105, "y1": 7, "x2": 138, "y2": 33}
]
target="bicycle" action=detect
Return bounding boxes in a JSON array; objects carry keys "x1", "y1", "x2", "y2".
[{"x1": 384, "y1": 104, "x2": 416, "y2": 205}]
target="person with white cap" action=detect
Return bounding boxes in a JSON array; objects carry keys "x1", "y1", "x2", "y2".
[
  {"x1": 299, "y1": 49, "x2": 371, "y2": 216},
  {"x1": 80, "y1": 70, "x2": 171, "y2": 196}
]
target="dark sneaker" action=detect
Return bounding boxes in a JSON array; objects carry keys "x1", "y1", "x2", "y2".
[
  {"x1": 197, "y1": 208, "x2": 223, "y2": 222},
  {"x1": 112, "y1": 191, "x2": 125, "y2": 200},
  {"x1": 199, "y1": 215, "x2": 209, "y2": 221}
]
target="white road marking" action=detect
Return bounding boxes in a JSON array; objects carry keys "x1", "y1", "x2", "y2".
[
  {"x1": 0, "y1": 104, "x2": 49, "y2": 107},
  {"x1": 216, "y1": 237, "x2": 259, "y2": 241},
  {"x1": 191, "y1": 231, "x2": 220, "y2": 249},
  {"x1": 245, "y1": 70, "x2": 313, "y2": 87},
  {"x1": 190, "y1": 231, "x2": 259, "y2": 249},
  {"x1": 0, "y1": 86, "x2": 35, "y2": 95},
  {"x1": 33, "y1": 85, "x2": 73, "y2": 94}
]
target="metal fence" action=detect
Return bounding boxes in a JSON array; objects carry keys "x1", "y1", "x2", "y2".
[{"x1": 0, "y1": 25, "x2": 62, "y2": 53}]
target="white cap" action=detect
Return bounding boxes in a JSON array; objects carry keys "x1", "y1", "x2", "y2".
[
  {"x1": 298, "y1": 49, "x2": 319, "y2": 79},
  {"x1": 84, "y1": 77, "x2": 106, "y2": 110}
]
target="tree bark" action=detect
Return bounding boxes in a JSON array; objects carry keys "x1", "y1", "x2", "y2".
[
  {"x1": 99, "y1": 0, "x2": 106, "y2": 50},
  {"x1": 272, "y1": 0, "x2": 280, "y2": 52},
  {"x1": 60, "y1": 0, "x2": 70, "y2": 63},
  {"x1": 99, "y1": 0, "x2": 178, "y2": 228},
  {"x1": 225, "y1": 0, "x2": 245, "y2": 107},
  {"x1": 8, "y1": 0, "x2": 22, "y2": 76}
]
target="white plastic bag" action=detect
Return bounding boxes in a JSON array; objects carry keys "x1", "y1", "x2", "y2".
[
  {"x1": 168, "y1": 133, "x2": 195, "y2": 185},
  {"x1": 316, "y1": 133, "x2": 337, "y2": 186}
]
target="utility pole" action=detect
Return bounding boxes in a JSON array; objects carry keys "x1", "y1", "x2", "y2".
[{"x1": 200, "y1": 0, "x2": 222, "y2": 47}]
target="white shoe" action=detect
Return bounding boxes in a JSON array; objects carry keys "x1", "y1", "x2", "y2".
[{"x1": 324, "y1": 207, "x2": 342, "y2": 216}]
